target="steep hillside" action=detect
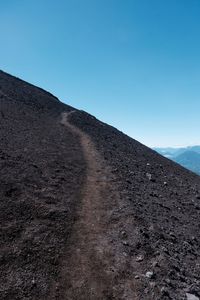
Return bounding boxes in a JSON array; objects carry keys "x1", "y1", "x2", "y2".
[
  {"x1": 70, "y1": 112, "x2": 200, "y2": 300},
  {"x1": 0, "y1": 71, "x2": 200, "y2": 300},
  {"x1": 0, "y1": 71, "x2": 86, "y2": 299}
]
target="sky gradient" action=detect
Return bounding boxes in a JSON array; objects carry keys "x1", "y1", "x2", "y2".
[{"x1": 1, "y1": 0, "x2": 200, "y2": 147}]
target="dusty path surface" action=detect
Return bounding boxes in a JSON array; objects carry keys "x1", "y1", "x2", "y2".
[{"x1": 57, "y1": 112, "x2": 140, "y2": 300}]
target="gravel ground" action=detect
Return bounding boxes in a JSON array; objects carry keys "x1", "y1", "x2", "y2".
[
  {"x1": 70, "y1": 110, "x2": 200, "y2": 300},
  {"x1": 1, "y1": 70, "x2": 200, "y2": 300},
  {"x1": 0, "y1": 71, "x2": 86, "y2": 300}
]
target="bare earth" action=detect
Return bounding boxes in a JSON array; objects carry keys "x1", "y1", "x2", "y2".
[
  {"x1": 1, "y1": 70, "x2": 200, "y2": 300},
  {"x1": 55, "y1": 112, "x2": 139, "y2": 299}
]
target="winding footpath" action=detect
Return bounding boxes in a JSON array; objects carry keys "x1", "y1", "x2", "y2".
[{"x1": 57, "y1": 111, "x2": 139, "y2": 300}]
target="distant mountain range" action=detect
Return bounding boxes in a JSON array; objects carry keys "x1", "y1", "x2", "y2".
[{"x1": 154, "y1": 146, "x2": 200, "y2": 175}]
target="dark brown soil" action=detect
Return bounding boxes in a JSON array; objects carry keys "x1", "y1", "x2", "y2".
[
  {"x1": 70, "y1": 111, "x2": 200, "y2": 299},
  {"x1": 0, "y1": 71, "x2": 86, "y2": 299},
  {"x1": 0, "y1": 70, "x2": 200, "y2": 300}
]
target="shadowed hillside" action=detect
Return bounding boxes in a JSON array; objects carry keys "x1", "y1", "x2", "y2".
[{"x1": 0, "y1": 71, "x2": 200, "y2": 300}]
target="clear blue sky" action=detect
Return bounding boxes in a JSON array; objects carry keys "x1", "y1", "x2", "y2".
[{"x1": 1, "y1": 0, "x2": 200, "y2": 147}]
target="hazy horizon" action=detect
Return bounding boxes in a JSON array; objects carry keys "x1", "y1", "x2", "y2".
[{"x1": 152, "y1": 144, "x2": 200, "y2": 149}]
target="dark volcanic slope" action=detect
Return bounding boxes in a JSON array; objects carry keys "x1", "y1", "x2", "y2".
[
  {"x1": 0, "y1": 71, "x2": 86, "y2": 299},
  {"x1": 1, "y1": 71, "x2": 200, "y2": 300},
  {"x1": 70, "y1": 111, "x2": 200, "y2": 299}
]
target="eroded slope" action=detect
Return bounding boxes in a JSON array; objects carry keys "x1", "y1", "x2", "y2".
[
  {"x1": 70, "y1": 110, "x2": 200, "y2": 299},
  {"x1": 0, "y1": 74, "x2": 86, "y2": 300}
]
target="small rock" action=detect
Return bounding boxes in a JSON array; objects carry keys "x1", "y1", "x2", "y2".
[
  {"x1": 169, "y1": 231, "x2": 175, "y2": 236},
  {"x1": 135, "y1": 275, "x2": 140, "y2": 279},
  {"x1": 146, "y1": 163, "x2": 151, "y2": 166},
  {"x1": 150, "y1": 191, "x2": 158, "y2": 197},
  {"x1": 161, "y1": 287, "x2": 169, "y2": 296},
  {"x1": 164, "y1": 181, "x2": 168, "y2": 185},
  {"x1": 194, "y1": 204, "x2": 200, "y2": 210},
  {"x1": 146, "y1": 173, "x2": 152, "y2": 180},
  {"x1": 145, "y1": 271, "x2": 154, "y2": 279},
  {"x1": 31, "y1": 279, "x2": 36, "y2": 286},
  {"x1": 136, "y1": 255, "x2": 144, "y2": 262},
  {"x1": 150, "y1": 281, "x2": 156, "y2": 288},
  {"x1": 129, "y1": 171, "x2": 135, "y2": 175},
  {"x1": 165, "y1": 278, "x2": 171, "y2": 285},
  {"x1": 186, "y1": 293, "x2": 199, "y2": 300},
  {"x1": 121, "y1": 230, "x2": 127, "y2": 238},
  {"x1": 169, "y1": 232, "x2": 177, "y2": 241},
  {"x1": 152, "y1": 261, "x2": 159, "y2": 268},
  {"x1": 122, "y1": 241, "x2": 129, "y2": 246}
]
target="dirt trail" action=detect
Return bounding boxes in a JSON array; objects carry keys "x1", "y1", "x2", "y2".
[{"x1": 57, "y1": 111, "x2": 139, "y2": 300}]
